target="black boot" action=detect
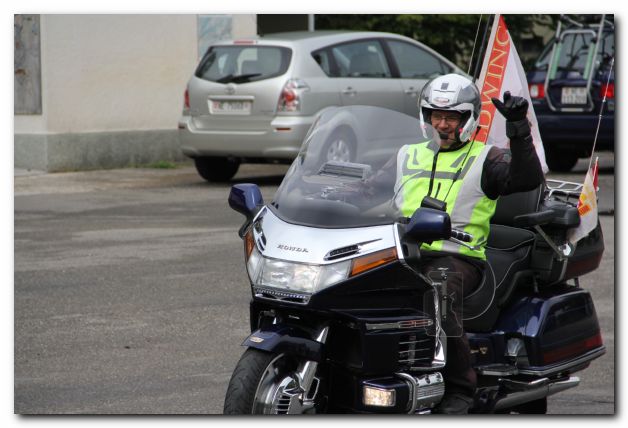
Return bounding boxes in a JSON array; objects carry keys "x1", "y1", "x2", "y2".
[{"x1": 433, "y1": 393, "x2": 473, "y2": 414}]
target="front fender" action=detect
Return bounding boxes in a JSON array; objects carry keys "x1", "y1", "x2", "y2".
[{"x1": 242, "y1": 325, "x2": 324, "y2": 362}]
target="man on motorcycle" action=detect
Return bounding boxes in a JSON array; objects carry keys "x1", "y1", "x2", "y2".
[{"x1": 395, "y1": 74, "x2": 545, "y2": 413}]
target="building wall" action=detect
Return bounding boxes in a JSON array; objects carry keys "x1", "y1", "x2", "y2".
[{"x1": 14, "y1": 14, "x2": 257, "y2": 171}]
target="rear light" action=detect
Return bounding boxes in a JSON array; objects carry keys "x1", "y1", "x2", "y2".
[
  {"x1": 529, "y1": 83, "x2": 545, "y2": 99},
  {"x1": 542, "y1": 332, "x2": 603, "y2": 365},
  {"x1": 600, "y1": 83, "x2": 614, "y2": 99},
  {"x1": 184, "y1": 88, "x2": 190, "y2": 109},
  {"x1": 277, "y1": 78, "x2": 310, "y2": 112}
]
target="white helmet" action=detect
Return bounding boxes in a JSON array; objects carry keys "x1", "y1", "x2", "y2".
[{"x1": 419, "y1": 74, "x2": 481, "y2": 144}]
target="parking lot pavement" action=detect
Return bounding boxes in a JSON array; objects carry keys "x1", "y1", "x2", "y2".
[{"x1": 13, "y1": 159, "x2": 614, "y2": 414}]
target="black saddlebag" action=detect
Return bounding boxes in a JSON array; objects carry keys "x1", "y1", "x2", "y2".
[{"x1": 495, "y1": 285, "x2": 605, "y2": 375}]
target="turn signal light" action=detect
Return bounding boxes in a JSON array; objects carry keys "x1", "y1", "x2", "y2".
[
  {"x1": 350, "y1": 248, "x2": 397, "y2": 277},
  {"x1": 244, "y1": 230, "x2": 255, "y2": 260}
]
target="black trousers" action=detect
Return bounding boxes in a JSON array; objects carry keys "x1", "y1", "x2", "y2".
[{"x1": 421, "y1": 255, "x2": 482, "y2": 397}]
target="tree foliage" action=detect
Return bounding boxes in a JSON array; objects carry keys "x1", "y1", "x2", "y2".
[{"x1": 315, "y1": 14, "x2": 557, "y2": 72}]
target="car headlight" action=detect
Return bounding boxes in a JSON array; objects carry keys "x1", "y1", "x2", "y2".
[{"x1": 246, "y1": 248, "x2": 351, "y2": 294}]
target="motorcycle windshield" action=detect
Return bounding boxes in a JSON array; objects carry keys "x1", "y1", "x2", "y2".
[{"x1": 270, "y1": 105, "x2": 440, "y2": 228}]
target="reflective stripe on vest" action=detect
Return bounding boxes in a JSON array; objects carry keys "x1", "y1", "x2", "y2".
[{"x1": 395, "y1": 141, "x2": 496, "y2": 260}]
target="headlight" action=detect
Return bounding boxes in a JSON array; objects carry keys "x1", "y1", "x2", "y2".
[{"x1": 247, "y1": 251, "x2": 351, "y2": 294}]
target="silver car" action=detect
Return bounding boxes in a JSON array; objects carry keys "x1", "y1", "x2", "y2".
[{"x1": 178, "y1": 31, "x2": 464, "y2": 182}]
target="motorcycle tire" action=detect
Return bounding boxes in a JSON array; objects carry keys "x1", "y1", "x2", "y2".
[{"x1": 223, "y1": 348, "x2": 306, "y2": 414}]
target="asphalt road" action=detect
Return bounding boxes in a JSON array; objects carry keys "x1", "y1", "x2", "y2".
[{"x1": 14, "y1": 155, "x2": 615, "y2": 414}]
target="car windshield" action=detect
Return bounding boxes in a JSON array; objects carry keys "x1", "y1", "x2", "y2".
[
  {"x1": 195, "y1": 45, "x2": 292, "y2": 83},
  {"x1": 269, "y1": 106, "x2": 439, "y2": 228}
]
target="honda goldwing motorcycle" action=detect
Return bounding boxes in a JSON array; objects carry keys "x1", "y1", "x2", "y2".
[{"x1": 223, "y1": 106, "x2": 605, "y2": 414}]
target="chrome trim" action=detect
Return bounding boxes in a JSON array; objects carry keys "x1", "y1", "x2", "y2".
[
  {"x1": 494, "y1": 376, "x2": 580, "y2": 411},
  {"x1": 324, "y1": 239, "x2": 382, "y2": 261},
  {"x1": 393, "y1": 222, "x2": 408, "y2": 268},
  {"x1": 548, "y1": 376, "x2": 581, "y2": 396},
  {"x1": 396, "y1": 372, "x2": 445, "y2": 413},
  {"x1": 477, "y1": 364, "x2": 519, "y2": 376},
  {"x1": 365, "y1": 319, "x2": 433, "y2": 331},
  {"x1": 253, "y1": 286, "x2": 311, "y2": 305},
  {"x1": 396, "y1": 373, "x2": 417, "y2": 414},
  {"x1": 545, "y1": 179, "x2": 584, "y2": 199},
  {"x1": 517, "y1": 347, "x2": 606, "y2": 376},
  {"x1": 295, "y1": 326, "x2": 329, "y2": 410}
]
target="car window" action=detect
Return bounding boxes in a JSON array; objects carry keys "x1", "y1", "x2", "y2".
[
  {"x1": 330, "y1": 40, "x2": 391, "y2": 78},
  {"x1": 195, "y1": 46, "x2": 291, "y2": 83},
  {"x1": 596, "y1": 31, "x2": 615, "y2": 68},
  {"x1": 536, "y1": 31, "x2": 614, "y2": 71},
  {"x1": 312, "y1": 49, "x2": 333, "y2": 76},
  {"x1": 387, "y1": 40, "x2": 448, "y2": 78}
]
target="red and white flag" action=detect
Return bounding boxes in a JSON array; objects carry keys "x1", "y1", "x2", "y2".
[
  {"x1": 568, "y1": 158, "x2": 599, "y2": 245},
  {"x1": 475, "y1": 15, "x2": 549, "y2": 173}
]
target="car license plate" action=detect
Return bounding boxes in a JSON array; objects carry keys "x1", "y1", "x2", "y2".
[
  {"x1": 209, "y1": 100, "x2": 252, "y2": 115},
  {"x1": 561, "y1": 87, "x2": 587, "y2": 104}
]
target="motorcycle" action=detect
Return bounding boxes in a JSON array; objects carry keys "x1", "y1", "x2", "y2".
[{"x1": 222, "y1": 105, "x2": 606, "y2": 414}]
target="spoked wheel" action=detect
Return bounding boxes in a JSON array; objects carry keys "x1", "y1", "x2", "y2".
[{"x1": 223, "y1": 348, "x2": 320, "y2": 414}]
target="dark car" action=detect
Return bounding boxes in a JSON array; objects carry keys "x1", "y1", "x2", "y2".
[{"x1": 526, "y1": 18, "x2": 614, "y2": 172}]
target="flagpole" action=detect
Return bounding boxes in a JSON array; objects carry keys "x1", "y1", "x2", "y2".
[
  {"x1": 587, "y1": 56, "x2": 614, "y2": 173},
  {"x1": 467, "y1": 15, "x2": 483, "y2": 75},
  {"x1": 472, "y1": 15, "x2": 494, "y2": 82}
]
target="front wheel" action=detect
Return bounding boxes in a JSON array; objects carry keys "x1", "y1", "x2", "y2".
[{"x1": 223, "y1": 348, "x2": 320, "y2": 414}]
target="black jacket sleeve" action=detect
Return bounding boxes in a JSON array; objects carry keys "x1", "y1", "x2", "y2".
[{"x1": 481, "y1": 119, "x2": 545, "y2": 200}]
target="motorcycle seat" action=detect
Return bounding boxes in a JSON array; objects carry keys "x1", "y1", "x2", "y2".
[{"x1": 462, "y1": 186, "x2": 543, "y2": 332}]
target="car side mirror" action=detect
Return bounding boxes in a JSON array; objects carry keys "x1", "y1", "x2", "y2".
[
  {"x1": 404, "y1": 207, "x2": 452, "y2": 244},
  {"x1": 228, "y1": 184, "x2": 264, "y2": 236}
]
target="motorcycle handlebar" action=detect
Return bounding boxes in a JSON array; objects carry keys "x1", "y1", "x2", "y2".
[{"x1": 451, "y1": 229, "x2": 473, "y2": 243}]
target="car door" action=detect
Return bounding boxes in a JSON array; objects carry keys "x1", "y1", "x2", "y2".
[
  {"x1": 383, "y1": 39, "x2": 455, "y2": 116},
  {"x1": 328, "y1": 39, "x2": 404, "y2": 112}
]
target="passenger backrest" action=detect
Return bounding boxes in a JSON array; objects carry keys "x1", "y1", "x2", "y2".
[{"x1": 490, "y1": 185, "x2": 544, "y2": 227}]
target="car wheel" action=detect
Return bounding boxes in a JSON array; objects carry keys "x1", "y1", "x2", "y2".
[
  {"x1": 194, "y1": 157, "x2": 240, "y2": 182},
  {"x1": 323, "y1": 127, "x2": 356, "y2": 163},
  {"x1": 545, "y1": 149, "x2": 578, "y2": 173}
]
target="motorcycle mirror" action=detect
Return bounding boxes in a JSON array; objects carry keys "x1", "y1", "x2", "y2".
[
  {"x1": 404, "y1": 207, "x2": 452, "y2": 244},
  {"x1": 228, "y1": 183, "x2": 264, "y2": 222}
]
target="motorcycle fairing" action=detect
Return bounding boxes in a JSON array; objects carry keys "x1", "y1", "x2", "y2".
[{"x1": 252, "y1": 207, "x2": 397, "y2": 265}]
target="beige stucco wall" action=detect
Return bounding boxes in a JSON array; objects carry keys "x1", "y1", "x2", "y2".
[{"x1": 14, "y1": 14, "x2": 257, "y2": 135}]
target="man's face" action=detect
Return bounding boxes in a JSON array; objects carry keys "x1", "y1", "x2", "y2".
[{"x1": 430, "y1": 110, "x2": 462, "y2": 148}]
